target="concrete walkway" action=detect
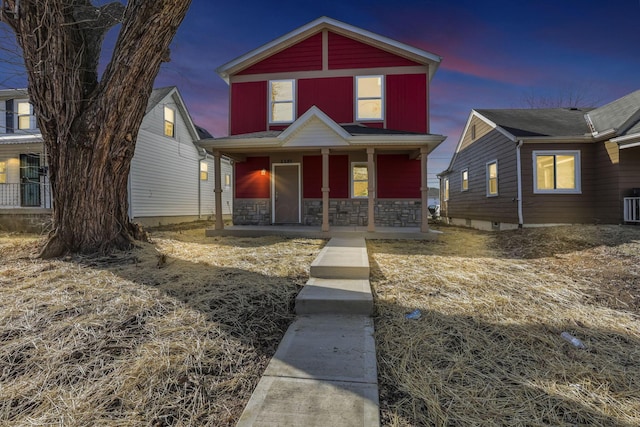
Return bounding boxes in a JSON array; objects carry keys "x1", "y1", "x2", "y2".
[{"x1": 236, "y1": 236, "x2": 379, "y2": 426}]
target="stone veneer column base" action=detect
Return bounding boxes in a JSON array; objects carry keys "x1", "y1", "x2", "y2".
[{"x1": 233, "y1": 199, "x2": 271, "y2": 225}]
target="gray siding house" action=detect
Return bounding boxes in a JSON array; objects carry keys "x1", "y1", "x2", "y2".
[
  {"x1": 439, "y1": 90, "x2": 640, "y2": 230},
  {"x1": 0, "y1": 86, "x2": 232, "y2": 230}
]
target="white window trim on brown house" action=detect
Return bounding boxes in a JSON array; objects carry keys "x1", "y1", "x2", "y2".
[
  {"x1": 532, "y1": 150, "x2": 581, "y2": 194},
  {"x1": 486, "y1": 160, "x2": 498, "y2": 197}
]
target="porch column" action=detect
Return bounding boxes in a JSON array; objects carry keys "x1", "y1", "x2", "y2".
[
  {"x1": 367, "y1": 148, "x2": 375, "y2": 232},
  {"x1": 420, "y1": 147, "x2": 429, "y2": 233},
  {"x1": 213, "y1": 151, "x2": 224, "y2": 230},
  {"x1": 321, "y1": 148, "x2": 330, "y2": 232}
]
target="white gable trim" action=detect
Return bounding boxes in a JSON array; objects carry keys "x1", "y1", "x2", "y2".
[{"x1": 217, "y1": 16, "x2": 441, "y2": 83}]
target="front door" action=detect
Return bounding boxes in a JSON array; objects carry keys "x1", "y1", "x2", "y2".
[
  {"x1": 20, "y1": 153, "x2": 41, "y2": 207},
  {"x1": 273, "y1": 164, "x2": 300, "y2": 224}
]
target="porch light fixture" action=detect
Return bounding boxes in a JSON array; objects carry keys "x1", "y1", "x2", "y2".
[{"x1": 261, "y1": 168, "x2": 266, "y2": 176}]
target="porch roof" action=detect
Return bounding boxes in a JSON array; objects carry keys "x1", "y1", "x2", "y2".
[{"x1": 198, "y1": 106, "x2": 446, "y2": 155}]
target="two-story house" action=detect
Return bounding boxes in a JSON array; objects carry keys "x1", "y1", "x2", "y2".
[
  {"x1": 199, "y1": 17, "x2": 446, "y2": 232},
  {"x1": 0, "y1": 86, "x2": 233, "y2": 231}
]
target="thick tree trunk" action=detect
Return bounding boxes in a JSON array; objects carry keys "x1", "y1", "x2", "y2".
[{"x1": 1, "y1": 0, "x2": 192, "y2": 257}]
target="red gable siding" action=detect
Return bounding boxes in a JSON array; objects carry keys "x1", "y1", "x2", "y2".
[
  {"x1": 386, "y1": 74, "x2": 428, "y2": 133},
  {"x1": 236, "y1": 156, "x2": 270, "y2": 198},
  {"x1": 298, "y1": 77, "x2": 353, "y2": 123},
  {"x1": 238, "y1": 33, "x2": 323, "y2": 75},
  {"x1": 230, "y1": 81, "x2": 267, "y2": 135},
  {"x1": 328, "y1": 32, "x2": 421, "y2": 69},
  {"x1": 377, "y1": 154, "x2": 421, "y2": 198},
  {"x1": 303, "y1": 155, "x2": 349, "y2": 198}
]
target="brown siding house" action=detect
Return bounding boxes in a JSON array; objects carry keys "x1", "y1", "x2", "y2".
[{"x1": 439, "y1": 90, "x2": 640, "y2": 230}]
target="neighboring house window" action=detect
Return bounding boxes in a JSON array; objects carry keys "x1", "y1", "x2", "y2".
[
  {"x1": 351, "y1": 163, "x2": 369, "y2": 198},
  {"x1": 443, "y1": 177, "x2": 449, "y2": 201},
  {"x1": 471, "y1": 124, "x2": 476, "y2": 140},
  {"x1": 356, "y1": 76, "x2": 383, "y2": 120},
  {"x1": 17, "y1": 101, "x2": 32, "y2": 129},
  {"x1": 269, "y1": 79, "x2": 295, "y2": 123},
  {"x1": 164, "y1": 106, "x2": 175, "y2": 137},
  {"x1": 461, "y1": 169, "x2": 469, "y2": 191},
  {"x1": 225, "y1": 173, "x2": 231, "y2": 188},
  {"x1": 0, "y1": 161, "x2": 6, "y2": 183},
  {"x1": 486, "y1": 160, "x2": 498, "y2": 196},
  {"x1": 533, "y1": 151, "x2": 581, "y2": 193},
  {"x1": 200, "y1": 162, "x2": 208, "y2": 181}
]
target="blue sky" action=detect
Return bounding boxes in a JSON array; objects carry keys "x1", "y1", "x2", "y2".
[{"x1": 2, "y1": 0, "x2": 640, "y2": 186}]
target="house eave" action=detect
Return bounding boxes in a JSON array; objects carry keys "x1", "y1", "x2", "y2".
[
  {"x1": 216, "y1": 16, "x2": 442, "y2": 83},
  {"x1": 520, "y1": 135, "x2": 596, "y2": 144},
  {"x1": 611, "y1": 132, "x2": 640, "y2": 148}
]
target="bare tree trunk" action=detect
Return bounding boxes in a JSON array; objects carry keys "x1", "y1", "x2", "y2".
[{"x1": 1, "y1": 0, "x2": 191, "y2": 257}]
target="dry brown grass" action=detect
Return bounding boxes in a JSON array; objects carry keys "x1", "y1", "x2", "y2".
[
  {"x1": 0, "y1": 226, "x2": 324, "y2": 426},
  {"x1": 370, "y1": 224, "x2": 640, "y2": 426},
  {"x1": 2, "y1": 223, "x2": 639, "y2": 426}
]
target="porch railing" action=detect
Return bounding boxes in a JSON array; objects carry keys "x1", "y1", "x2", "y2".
[
  {"x1": 624, "y1": 197, "x2": 640, "y2": 223},
  {"x1": 0, "y1": 183, "x2": 52, "y2": 209}
]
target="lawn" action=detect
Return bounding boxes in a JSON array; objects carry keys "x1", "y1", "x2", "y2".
[{"x1": 1, "y1": 223, "x2": 639, "y2": 426}]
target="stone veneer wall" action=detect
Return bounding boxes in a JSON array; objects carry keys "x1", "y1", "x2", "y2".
[
  {"x1": 233, "y1": 199, "x2": 271, "y2": 225},
  {"x1": 302, "y1": 199, "x2": 423, "y2": 227}
]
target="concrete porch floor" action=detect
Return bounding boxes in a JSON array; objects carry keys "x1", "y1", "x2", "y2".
[{"x1": 205, "y1": 225, "x2": 441, "y2": 240}]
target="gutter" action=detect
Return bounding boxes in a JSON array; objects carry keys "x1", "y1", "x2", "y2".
[{"x1": 516, "y1": 140, "x2": 524, "y2": 227}]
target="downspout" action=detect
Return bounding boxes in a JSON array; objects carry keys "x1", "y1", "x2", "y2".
[
  {"x1": 516, "y1": 140, "x2": 524, "y2": 227},
  {"x1": 198, "y1": 148, "x2": 207, "y2": 219}
]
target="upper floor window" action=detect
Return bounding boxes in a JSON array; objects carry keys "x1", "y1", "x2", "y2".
[
  {"x1": 486, "y1": 160, "x2": 498, "y2": 196},
  {"x1": 533, "y1": 151, "x2": 581, "y2": 193},
  {"x1": 356, "y1": 76, "x2": 383, "y2": 120},
  {"x1": 164, "y1": 106, "x2": 175, "y2": 137},
  {"x1": 471, "y1": 124, "x2": 477, "y2": 140},
  {"x1": 200, "y1": 161, "x2": 208, "y2": 181},
  {"x1": 17, "y1": 101, "x2": 34, "y2": 130},
  {"x1": 351, "y1": 162, "x2": 369, "y2": 198},
  {"x1": 461, "y1": 169, "x2": 469, "y2": 191},
  {"x1": 269, "y1": 79, "x2": 295, "y2": 123}
]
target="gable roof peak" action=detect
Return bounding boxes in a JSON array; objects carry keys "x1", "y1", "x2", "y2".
[{"x1": 216, "y1": 16, "x2": 442, "y2": 83}]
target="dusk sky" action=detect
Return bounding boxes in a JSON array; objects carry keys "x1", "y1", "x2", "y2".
[{"x1": 3, "y1": 0, "x2": 640, "y2": 186}]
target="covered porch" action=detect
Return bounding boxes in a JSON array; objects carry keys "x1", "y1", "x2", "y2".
[{"x1": 199, "y1": 107, "x2": 445, "y2": 234}]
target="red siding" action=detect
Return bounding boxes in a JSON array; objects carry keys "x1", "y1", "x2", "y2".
[
  {"x1": 298, "y1": 77, "x2": 353, "y2": 123},
  {"x1": 235, "y1": 157, "x2": 270, "y2": 199},
  {"x1": 386, "y1": 74, "x2": 427, "y2": 133},
  {"x1": 377, "y1": 154, "x2": 421, "y2": 198},
  {"x1": 230, "y1": 81, "x2": 267, "y2": 135},
  {"x1": 328, "y1": 32, "x2": 421, "y2": 69},
  {"x1": 303, "y1": 155, "x2": 349, "y2": 198},
  {"x1": 238, "y1": 33, "x2": 323, "y2": 75}
]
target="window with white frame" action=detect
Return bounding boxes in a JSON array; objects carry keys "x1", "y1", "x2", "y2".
[
  {"x1": 269, "y1": 79, "x2": 295, "y2": 123},
  {"x1": 486, "y1": 160, "x2": 498, "y2": 196},
  {"x1": 225, "y1": 173, "x2": 231, "y2": 188},
  {"x1": 461, "y1": 169, "x2": 469, "y2": 191},
  {"x1": 200, "y1": 162, "x2": 208, "y2": 181},
  {"x1": 356, "y1": 76, "x2": 383, "y2": 120},
  {"x1": 164, "y1": 106, "x2": 175, "y2": 137},
  {"x1": 0, "y1": 161, "x2": 6, "y2": 183},
  {"x1": 533, "y1": 151, "x2": 581, "y2": 193},
  {"x1": 17, "y1": 101, "x2": 33, "y2": 130},
  {"x1": 351, "y1": 163, "x2": 369, "y2": 198},
  {"x1": 443, "y1": 177, "x2": 449, "y2": 201}
]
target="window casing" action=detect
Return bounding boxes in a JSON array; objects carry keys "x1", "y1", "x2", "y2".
[
  {"x1": 200, "y1": 162, "x2": 208, "y2": 181},
  {"x1": 164, "y1": 106, "x2": 175, "y2": 137},
  {"x1": 0, "y1": 161, "x2": 6, "y2": 183},
  {"x1": 486, "y1": 160, "x2": 498, "y2": 196},
  {"x1": 461, "y1": 169, "x2": 469, "y2": 191},
  {"x1": 269, "y1": 79, "x2": 295, "y2": 123},
  {"x1": 351, "y1": 162, "x2": 369, "y2": 198},
  {"x1": 356, "y1": 76, "x2": 383, "y2": 120},
  {"x1": 225, "y1": 173, "x2": 231, "y2": 188},
  {"x1": 443, "y1": 177, "x2": 449, "y2": 201},
  {"x1": 533, "y1": 150, "x2": 581, "y2": 193},
  {"x1": 17, "y1": 101, "x2": 33, "y2": 130}
]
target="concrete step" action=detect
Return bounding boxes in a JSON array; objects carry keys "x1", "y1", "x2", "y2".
[
  {"x1": 236, "y1": 315, "x2": 379, "y2": 426},
  {"x1": 295, "y1": 278, "x2": 374, "y2": 315},
  {"x1": 310, "y1": 237, "x2": 369, "y2": 279}
]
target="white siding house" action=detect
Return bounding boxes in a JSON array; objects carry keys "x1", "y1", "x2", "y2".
[{"x1": 0, "y1": 86, "x2": 232, "y2": 231}]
